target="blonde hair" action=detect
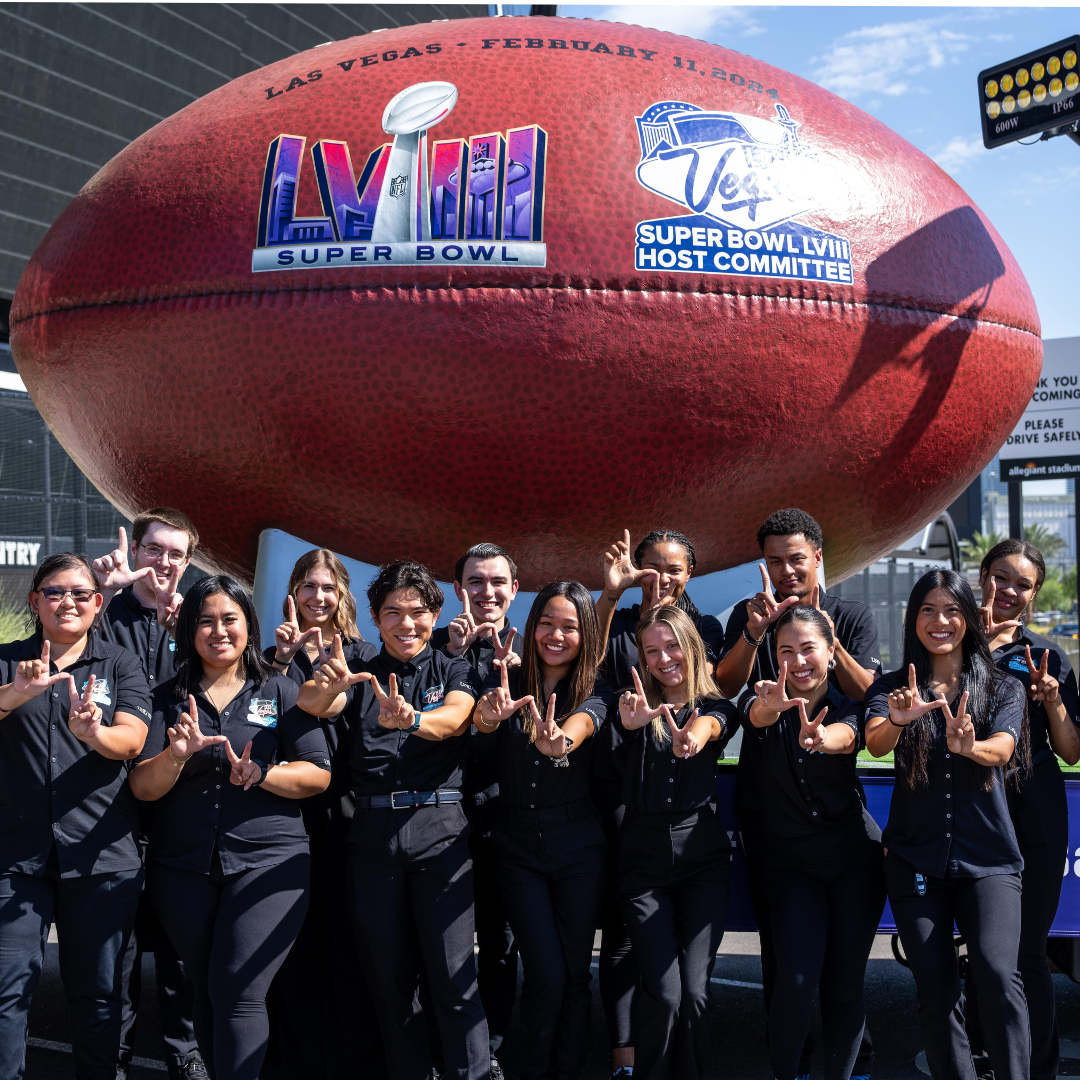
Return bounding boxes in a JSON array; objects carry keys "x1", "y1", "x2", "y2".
[
  {"x1": 285, "y1": 549, "x2": 362, "y2": 642},
  {"x1": 634, "y1": 605, "x2": 720, "y2": 743}
]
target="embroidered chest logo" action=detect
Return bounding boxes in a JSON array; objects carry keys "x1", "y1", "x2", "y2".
[
  {"x1": 247, "y1": 699, "x2": 279, "y2": 728},
  {"x1": 1008, "y1": 655, "x2": 1032, "y2": 674},
  {"x1": 422, "y1": 684, "x2": 445, "y2": 712},
  {"x1": 81, "y1": 678, "x2": 112, "y2": 706}
]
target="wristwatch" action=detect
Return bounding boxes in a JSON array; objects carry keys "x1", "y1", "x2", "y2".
[
  {"x1": 407, "y1": 711, "x2": 421, "y2": 732},
  {"x1": 250, "y1": 758, "x2": 270, "y2": 787}
]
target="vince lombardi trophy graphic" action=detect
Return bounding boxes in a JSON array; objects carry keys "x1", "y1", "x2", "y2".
[{"x1": 371, "y1": 81, "x2": 458, "y2": 243}]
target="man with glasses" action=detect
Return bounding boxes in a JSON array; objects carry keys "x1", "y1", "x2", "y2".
[{"x1": 92, "y1": 507, "x2": 205, "y2": 1080}]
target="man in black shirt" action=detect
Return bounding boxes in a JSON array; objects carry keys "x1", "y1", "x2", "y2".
[
  {"x1": 717, "y1": 508, "x2": 882, "y2": 1080},
  {"x1": 299, "y1": 560, "x2": 489, "y2": 1080},
  {"x1": 92, "y1": 508, "x2": 203, "y2": 1080}
]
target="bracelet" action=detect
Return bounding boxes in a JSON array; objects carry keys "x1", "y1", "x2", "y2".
[
  {"x1": 272, "y1": 654, "x2": 291, "y2": 666},
  {"x1": 168, "y1": 749, "x2": 188, "y2": 768},
  {"x1": 888, "y1": 716, "x2": 909, "y2": 729},
  {"x1": 477, "y1": 710, "x2": 497, "y2": 730},
  {"x1": 742, "y1": 627, "x2": 765, "y2": 649}
]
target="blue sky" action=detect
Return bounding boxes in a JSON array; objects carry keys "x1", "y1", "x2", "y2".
[{"x1": 562, "y1": 5, "x2": 1080, "y2": 341}]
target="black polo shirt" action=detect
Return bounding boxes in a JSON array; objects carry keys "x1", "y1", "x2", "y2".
[
  {"x1": 479, "y1": 667, "x2": 609, "y2": 810},
  {"x1": 622, "y1": 697, "x2": 736, "y2": 815},
  {"x1": 99, "y1": 586, "x2": 177, "y2": 689},
  {"x1": 594, "y1": 603, "x2": 725, "y2": 784},
  {"x1": 727, "y1": 591, "x2": 881, "y2": 816},
  {"x1": 865, "y1": 670, "x2": 1025, "y2": 878},
  {"x1": 0, "y1": 632, "x2": 151, "y2": 878},
  {"x1": 338, "y1": 644, "x2": 480, "y2": 797},
  {"x1": 432, "y1": 624, "x2": 520, "y2": 809},
  {"x1": 138, "y1": 674, "x2": 330, "y2": 875}
]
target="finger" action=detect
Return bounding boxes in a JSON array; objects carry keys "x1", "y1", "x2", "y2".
[
  {"x1": 811, "y1": 583, "x2": 820, "y2": 609},
  {"x1": 461, "y1": 590, "x2": 472, "y2": 620},
  {"x1": 287, "y1": 595, "x2": 297, "y2": 625},
  {"x1": 778, "y1": 660, "x2": 789, "y2": 696},
  {"x1": 813, "y1": 705, "x2": 829, "y2": 726},
  {"x1": 388, "y1": 674, "x2": 398, "y2": 701},
  {"x1": 795, "y1": 696, "x2": 808, "y2": 727},
  {"x1": 503, "y1": 628, "x2": 516, "y2": 655},
  {"x1": 510, "y1": 695, "x2": 534, "y2": 712},
  {"x1": 622, "y1": 528, "x2": 631, "y2": 552},
  {"x1": 317, "y1": 635, "x2": 330, "y2": 668},
  {"x1": 298, "y1": 626, "x2": 322, "y2": 648},
  {"x1": 759, "y1": 563, "x2": 773, "y2": 597},
  {"x1": 937, "y1": 698, "x2": 954, "y2": 724},
  {"x1": 984, "y1": 575, "x2": 997, "y2": 607},
  {"x1": 188, "y1": 696, "x2": 199, "y2": 727},
  {"x1": 240, "y1": 740, "x2": 252, "y2": 763},
  {"x1": 1040, "y1": 649, "x2": 1049, "y2": 678},
  {"x1": 529, "y1": 699, "x2": 543, "y2": 725},
  {"x1": 957, "y1": 690, "x2": 969, "y2": 723},
  {"x1": 500, "y1": 660, "x2": 510, "y2": 693},
  {"x1": 369, "y1": 678, "x2": 389, "y2": 703},
  {"x1": 1026, "y1": 645, "x2": 1036, "y2": 673},
  {"x1": 546, "y1": 693, "x2": 557, "y2": 725},
  {"x1": 908, "y1": 664, "x2": 918, "y2": 694},
  {"x1": 666, "y1": 706, "x2": 679, "y2": 735},
  {"x1": 40, "y1": 639, "x2": 50, "y2": 666},
  {"x1": 224, "y1": 741, "x2": 240, "y2": 763},
  {"x1": 82, "y1": 674, "x2": 95, "y2": 704},
  {"x1": 67, "y1": 674, "x2": 79, "y2": 704},
  {"x1": 632, "y1": 667, "x2": 646, "y2": 697},
  {"x1": 166, "y1": 561, "x2": 181, "y2": 596},
  {"x1": 333, "y1": 631, "x2": 345, "y2": 663}
]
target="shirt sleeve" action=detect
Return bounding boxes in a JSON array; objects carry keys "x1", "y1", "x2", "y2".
[
  {"x1": 736, "y1": 687, "x2": 766, "y2": 739},
  {"x1": 444, "y1": 655, "x2": 481, "y2": 700},
  {"x1": 134, "y1": 684, "x2": 174, "y2": 764},
  {"x1": 701, "y1": 697, "x2": 738, "y2": 752},
  {"x1": 826, "y1": 697, "x2": 865, "y2": 748},
  {"x1": 839, "y1": 603, "x2": 882, "y2": 673},
  {"x1": 1050, "y1": 645, "x2": 1080, "y2": 726},
  {"x1": 111, "y1": 646, "x2": 152, "y2": 725},
  {"x1": 863, "y1": 674, "x2": 897, "y2": 726},
  {"x1": 990, "y1": 674, "x2": 1025, "y2": 745},
  {"x1": 276, "y1": 677, "x2": 332, "y2": 770},
  {"x1": 572, "y1": 682, "x2": 611, "y2": 732},
  {"x1": 721, "y1": 601, "x2": 751, "y2": 659}
]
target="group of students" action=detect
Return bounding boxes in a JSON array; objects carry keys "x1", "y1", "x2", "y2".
[{"x1": 0, "y1": 504, "x2": 1075, "y2": 1080}]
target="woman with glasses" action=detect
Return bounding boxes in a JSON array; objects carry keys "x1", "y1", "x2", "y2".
[{"x1": 0, "y1": 553, "x2": 152, "y2": 1080}]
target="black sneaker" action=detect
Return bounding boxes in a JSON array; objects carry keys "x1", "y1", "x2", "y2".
[
  {"x1": 169, "y1": 1058, "x2": 209, "y2": 1080},
  {"x1": 490, "y1": 1060, "x2": 505, "y2": 1080}
]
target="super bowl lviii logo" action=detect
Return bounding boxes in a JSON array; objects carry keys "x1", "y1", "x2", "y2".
[
  {"x1": 252, "y1": 81, "x2": 547, "y2": 271},
  {"x1": 633, "y1": 102, "x2": 853, "y2": 283}
]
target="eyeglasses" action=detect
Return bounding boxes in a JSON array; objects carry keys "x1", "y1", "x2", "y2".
[
  {"x1": 139, "y1": 543, "x2": 189, "y2": 565},
  {"x1": 37, "y1": 587, "x2": 98, "y2": 604}
]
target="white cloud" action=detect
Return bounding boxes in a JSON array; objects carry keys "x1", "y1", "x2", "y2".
[
  {"x1": 933, "y1": 134, "x2": 988, "y2": 175},
  {"x1": 594, "y1": 5, "x2": 766, "y2": 41}
]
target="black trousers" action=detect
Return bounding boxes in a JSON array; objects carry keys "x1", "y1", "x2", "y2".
[
  {"x1": 885, "y1": 852, "x2": 1030, "y2": 1080},
  {"x1": 150, "y1": 854, "x2": 310, "y2": 1080},
  {"x1": 592, "y1": 780, "x2": 637, "y2": 1051},
  {"x1": 492, "y1": 801, "x2": 607, "y2": 1080},
  {"x1": 0, "y1": 860, "x2": 142, "y2": 1080},
  {"x1": 469, "y1": 804, "x2": 518, "y2": 1058},
  {"x1": 346, "y1": 804, "x2": 488, "y2": 1080},
  {"x1": 764, "y1": 842, "x2": 885, "y2": 1080},
  {"x1": 119, "y1": 890, "x2": 200, "y2": 1069},
  {"x1": 742, "y1": 823, "x2": 875, "y2": 1077},
  {"x1": 618, "y1": 809, "x2": 730, "y2": 1080}
]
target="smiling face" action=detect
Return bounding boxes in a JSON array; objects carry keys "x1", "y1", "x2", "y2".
[
  {"x1": 915, "y1": 587, "x2": 967, "y2": 657},
  {"x1": 455, "y1": 555, "x2": 518, "y2": 626},
  {"x1": 132, "y1": 521, "x2": 192, "y2": 593},
  {"x1": 195, "y1": 591, "x2": 248, "y2": 671},
  {"x1": 30, "y1": 565, "x2": 102, "y2": 642},
  {"x1": 776, "y1": 619, "x2": 834, "y2": 697},
  {"x1": 762, "y1": 534, "x2": 822, "y2": 600},
  {"x1": 534, "y1": 595, "x2": 582, "y2": 673},
  {"x1": 639, "y1": 621, "x2": 687, "y2": 689},
  {"x1": 638, "y1": 542, "x2": 692, "y2": 606},
  {"x1": 372, "y1": 587, "x2": 437, "y2": 662},
  {"x1": 295, "y1": 564, "x2": 340, "y2": 630},
  {"x1": 982, "y1": 554, "x2": 1040, "y2": 623}
]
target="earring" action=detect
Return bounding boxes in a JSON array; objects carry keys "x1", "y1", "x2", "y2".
[{"x1": 828, "y1": 658, "x2": 837, "y2": 669}]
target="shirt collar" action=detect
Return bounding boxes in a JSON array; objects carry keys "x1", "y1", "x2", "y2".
[
  {"x1": 377, "y1": 642, "x2": 433, "y2": 675},
  {"x1": 20, "y1": 629, "x2": 108, "y2": 666},
  {"x1": 120, "y1": 586, "x2": 155, "y2": 616}
]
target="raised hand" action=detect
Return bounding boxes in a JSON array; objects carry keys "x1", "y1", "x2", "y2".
[
  {"x1": 1025, "y1": 645, "x2": 1060, "y2": 704},
  {"x1": 225, "y1": 739, "x2": 262, "y2": 790},
  {"x1": 887, "y1": 664, "x2": 949, "y2": 728},
  {"x1": 492, "y1": 626, "x2": 521, "y2": 670},
  {"x1": 809, "y1": 585, "x2": 836, "y2": 634},
  {"x1": 797, "y1": 698, "x2": 830, "y2": 752},
  {"x1": 154, "y1": 562, "x2": 184, "y2": 635},
  {"x1": 167, "y1": 695, "x2": 228, "y2": 760},
  {"x1": 943, "y1": 691, "x2": 975, "y2": 754},
  {"x1": 602, "y1": 529, "x2": 660, "y2": 598},
  {"x1": 367, "y1": 673, "x2": 417, "y2": 731},
  {"x1": 753, "y1": 661, "x2": 800, "y2": 715},
  {"x1": 313, "y1": 632, "x2": 368, "y2": 697},
  {"x1": 745, "y1": 564, "x2": 800, "y2": 639},
  {"x1": 533, "y1": 694, "x2": 570, "y2": 758},
  {"x1": 92, "y1": 526, "x2": 154, "y2": 594},
  {"x1": 668, "y1": 707, "x2": 701, "y2": 758},
  {"x1": 619, "y1": 668, "x2": 668, "y2": 730},
  {"x1": 274, "y1": 596, "x2": 321, "y2": 664},
  {"x1": 477, "y1": 659, "x2": 533, "y2": 727},
  {"x1": 979, "y1": 577, "x2": 1021, "y2": 641},
  {"x1": 447, "y1": 591, "x2": 483, "y2": 654},
  {"x1": 13, "y1": 640, "x2": 67, "y2": 699},
  {"x1": 67, "y1": 674, "x2": 103, "y2": 743}
]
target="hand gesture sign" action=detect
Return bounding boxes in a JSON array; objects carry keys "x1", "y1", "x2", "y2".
[
  {"x1": 225, "y1": 739, "x2": 262, "y2": 790},
  {"x1": 13, "y1": 640, "x2": 67, "y2": 699},
  {"x1": 602, "y1": 529, "x2": 660, "y2": 598},
  {"x1": 809, "y1": 585, "x2": 836, "y2": 634},
  {"x1": 67, "y1": 675, "x2": 103, "y2": 743},
  {"x1": 943, "y1": 691, "x2": 974, "y2": 754},
  {"x1": 668, "y1": 707, "x2": 701, "y2": 759},
  {"x1": 746, "y1": 565, "x2": 800, "y2": 639},
  {"x1": 92, "y1": 526, "x2": 154, "y2": 594},
  {"x1": 477, "y1": 659, "x2": 533, "y2": 728},
  {"x1": 367, "y1": 673, "x2": 417, "y2": 731},
  {"x1": 154, "y1": 562, "x2": 184, "y2": 635},
  {"x1": 447, "y1": 591, "x2": 483, "y2": 654},
  {"x1": 619, "y1": 668, "x2": 668, "y2": 730},
  {"x1": 533, "y1": 694, "x2": 571, "y2": 758},
  {"x1": 979, "y1": 577, "x2": 1021, "y2": 642},
  {"x1": 492, "y1": 626, "x2": 521, "y2": 670},
  {"x1": 274, "y1": 596, "x2": 322, "y2": 664},
  {"x1": 797, "y1": 698, "x2": 830, "y2": 753},
  {"x1": 1024, "y1": 646, "x2": 1059, "y2": 704},
  {"x1": 753, "y1": 661, "x2": 801, "y2": 716},
  {"x1": 313, "y1": 633, "x2": 367, "y2": 697},
  {"x1": 887, "y1": 665, "x2": 949, "y2": 729},
  {"x1": 167, "y1": 696, "x2": 228, "y2": 761}
]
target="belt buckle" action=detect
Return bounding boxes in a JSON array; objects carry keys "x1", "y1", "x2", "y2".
[{"x1": 390, "y1": 790, "x2": 415, "y2": 809}]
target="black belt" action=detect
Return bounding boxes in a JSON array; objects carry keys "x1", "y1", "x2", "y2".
[{"x1": 354, "y1": 790, "x2": 463, "y2": 810}]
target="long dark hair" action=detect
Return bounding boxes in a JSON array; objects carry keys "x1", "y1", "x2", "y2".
[
  {"x1": 25, "y1": 553, "x2": 99, "y2": 634},
  {"x1": 519, "y1": 581, "x2": 603, "y2": 740},
  {"x1": 896, "y1": 569, "x2": 1030, "y2": 791},
  {"x1": 173, "y1": 575, "x2": 275, "y2": 700},
  {"x1": 633, "y1": 528, "x2": 701, "y2": 621}
]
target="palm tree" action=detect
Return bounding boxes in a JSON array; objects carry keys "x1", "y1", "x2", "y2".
[
  {"x1": 1023, "y1": 523, "x2": 1067, "y2": 559},
  {"x1": 959, "y1": 531, "x2": 1004, "y2": 570}
]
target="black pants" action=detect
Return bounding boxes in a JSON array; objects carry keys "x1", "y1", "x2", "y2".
[
  {"x1": 347, "y1": 803, "x2": 488, "y2": 1080},
  {"x1": 764, "y1": 843, "x2": 885, "y2": 1080},
  {"x1": 469, "y1": 806, "x2": 518, "y2": 1058},
  {"x1": 0, "y1": 860, "x2": 142, "y2": 1080},
  {"x1": 742, "y1": 824, "x2": 875, "y2": 1077},
  {"x1": 592, "y1": 780, "x2": 637, "y2": 1052},
  {"x1": 150, "y1": 854, "x2": 310, "y2": 1080},
  {"x1": 493, "y1": 801, "x2": 607, "y2": 1080},
  {"x1": 119, "y1": 891, "x2": 200, "y2": 1070},
  {"x1": 618, "y1": 809, "x2": 730, "y2": 1080},
  {"x1": 886, "y1": 852, "x2": 1030, "y2": 1080}
]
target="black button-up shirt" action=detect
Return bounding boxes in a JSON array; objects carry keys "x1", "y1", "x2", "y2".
[
  {"x1": 431, "y1": 624, "x2": 520, "y2": 809},
  {"x1": 0, "y1": 632, "x2": 151, "y2": 878},
  {"x1": 339, "y1": 644, "x2": 480, "y2": 796},
  {"x1": 738, "y1": 685, "x2": 874, "y2": 867},
  {"x1": 622, "y1": 697, "x2": 735, "y2": 814},
  {"x1": 866, "y1": 670, "x2": 1025, "y2": 878},
  {"x1": 480, "y1": 667, "x2": 609, "y2": 809},
  {"x1": 594, "y1": 604, "x2": 725, "y2": 783},
  {"x1": 726, "y1": 592, "x2": 881, "y2": 815},
  {"x1": 138, "y1": 674, "x2": 330, "y2": 875},
  {"x1": 99, "y1": 587, "x2": 177, "y2": 688}
]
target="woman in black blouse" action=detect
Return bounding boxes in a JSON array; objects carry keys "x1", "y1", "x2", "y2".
[
  {"x1": 865, "y1": 569, "x2": 1031, "y2": 1080},
  {"x1": 474, "y1": 581, "x2": 608, "y2": 1080},
  {"x1": 616, "y1": 605, "x2": 734, "y2": 1080},
  {"x1": 130, "y1": 576, "x2": 331, "y2": 1080},
  {"x1": 743, "y1": 606, "x2": 884, "y2": 1080}
]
